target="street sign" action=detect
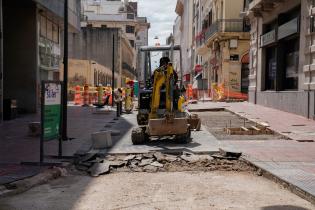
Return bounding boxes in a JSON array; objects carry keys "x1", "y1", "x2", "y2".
[
  {"x1": 40, "y1": 81, "x2": 63, "y2": 164},
  {"x1": 43, "y1": 82, "x2": 62, "y2": 141}
]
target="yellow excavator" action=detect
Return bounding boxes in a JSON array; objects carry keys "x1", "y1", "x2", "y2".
[{"x1": 131, "y1": 43, "x2": 200, "y2": 145}]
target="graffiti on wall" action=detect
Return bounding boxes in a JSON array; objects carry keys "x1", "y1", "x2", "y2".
[
  {"x1": 69, "y1": 73, "x2": 87, "y2": 87},
  {"x1": 228, "y1": 71, "x2": 240, "y2": 92}
]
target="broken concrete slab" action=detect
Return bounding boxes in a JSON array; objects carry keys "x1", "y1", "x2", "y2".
[
  {"x1": 180, "y1": 154, "x2": 200, "y2": 163},
  {"x1": 150, "y1": 162, "x2": 163, "y2": 168},
  {"x1": 139, "y1": 159, "x2": 154, "y2": 167},
  {"x1": 197, "y1": 155, "x2": 214, "y2": 162},
  {"x1": 89, "y1": 162, "x2": 110, "y2": 177},
  {"x1": 91, "y1": 131, "x2": 112, "y2": 149},
  {"x1": 108, "y1": 161, "x2": 125, "y2": 168},
  {"x1": 143, "y1": 153, "x2": 154, "y2": 159},
  {"x1": 219, "y1": 148, "x2": 242, "y2": 159},
  {"x1": 78, "y1": 153, "x2": 98, "y2": 163},
  {"x1": 211, "y1": 154, "x2": 238, "y2": 160},
  {"x1": 143, "y1": 165, "x2": 158, "y2": 173},
  {"x1": 163, "y1": 154, "x2": 178, "y2": 162},
  {"x1": 153, "y1": 152, "x2": 165, "y2": 162},
  {"x1": 124, "y1": 155, "x2": 136, "y2": 161}
]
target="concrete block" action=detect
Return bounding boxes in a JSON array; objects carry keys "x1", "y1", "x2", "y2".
[{"x1": 91, "y1": 131, "x2": 112, "y2": 149}]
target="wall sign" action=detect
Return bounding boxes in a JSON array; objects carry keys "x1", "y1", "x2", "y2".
[
  {"x1": 278, "y1": 17, "x2": 299, "y2": 40},
  {"x1": 42, "y1": 82, "x2": 62, "y2": 141},
  {"x1": 261, "y1": 29, "x2": 276, "y2": 47}
]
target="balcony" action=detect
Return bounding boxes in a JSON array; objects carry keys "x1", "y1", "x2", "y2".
[
  {"x1": 248, "y1": 0, "x2": 284, "y2": 14},
  {"x1": 122, "y1": 62, "x2": 137, "y2": 77},
  {"x1": 195, "y1": 19, "x2": 250, "y2": 54}
]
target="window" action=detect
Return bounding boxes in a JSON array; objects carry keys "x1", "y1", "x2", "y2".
[
  {"x1": 129, "y1": 40, "x2": 135, "y2": 47},
  {"x1": 126, "y1": 25, "x2": 135, "y2": 34},
  {"x1": 127, "y1": 13, "x2": 135, "y2": 19},
  {"x1": 265, "y1": 47, "x2": 276, "y2": 90},
  {"x1": 47, "y1": 19, "x2": 53, "y2": 41},
  {"x1": 40, "y1": 15, "x2": 46, "y2": 37},
  {"x1": 230, "y1": 54, "x2": 239, "y2": 61},
  {"x1": 52, "y1": 23, "x2": 59, "y2": 43},
  {"x1": 283, "y1": 38, "x2": 299, "y2": 90}
]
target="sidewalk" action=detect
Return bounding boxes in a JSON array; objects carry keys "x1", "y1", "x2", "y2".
[
  {"x1": 189, "y1": 101, "x2": 315, "y2": 203},
  {"x1": 0, "y1": 105, "x2": 116, "y2": 184}
]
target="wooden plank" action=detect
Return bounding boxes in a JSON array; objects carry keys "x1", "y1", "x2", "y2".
[{"x1": 251, "y1": 126, "x2": 260, "y2": 131}]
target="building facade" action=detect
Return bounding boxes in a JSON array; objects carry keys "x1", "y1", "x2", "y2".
[
  {"x1": 194, "y1": 0, "x2": 250, "y2": 96},
  {"x1": 175, "y1": 0, "x2": 194, "y2": 85},
  {"x1": 66, "y1": 27, "x2": 121, "y2": 87},
  {"x1": 247, "y1": 0, "x2": 314, "y2": 118},
  {"x1": 81, "y1": 0, "x2": 149, "y2": 86},
  {"x1": 0, "y1": 0, "x2": 80, "y2": 119},
  {"x1": 135, "y1": 17, "x2": 150, "y2": 83}
]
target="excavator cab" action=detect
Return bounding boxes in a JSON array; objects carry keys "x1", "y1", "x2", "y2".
[{"x1": 132, "y1": 43, "x2": 200, "y2": 145}]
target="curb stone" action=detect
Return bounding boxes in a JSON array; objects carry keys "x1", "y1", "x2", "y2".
[{"x1": 0, "y1": 167, "x2": 64, "y2": 198}]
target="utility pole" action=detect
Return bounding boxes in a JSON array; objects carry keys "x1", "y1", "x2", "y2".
[{"x1": 62, "y1": 0, "x2": 68, "y2": 142}]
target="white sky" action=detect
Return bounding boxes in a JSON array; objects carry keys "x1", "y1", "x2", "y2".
[
  {"x1": 135, "y1": 0, "x2": 178, "y2": 69},
  {"x1": 136, "y1": 0, "x2": 177, "y2": 45}
]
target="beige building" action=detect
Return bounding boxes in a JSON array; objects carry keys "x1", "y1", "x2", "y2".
[
  {"x1": 246, "y1": 0, "x2": 314, "y2": 118},
  {"x1": 175, "y1": 0, "x2": 194, "y2": 85},
  {"x1": 194, "y1": 0, "x2": 250, "y2": 95},
  {"x1": 60, "y1": 59, "x2": 118, "y2": 88},
  {"x1": 80, "y1": 0, "x2": 146, "y2": 86}
]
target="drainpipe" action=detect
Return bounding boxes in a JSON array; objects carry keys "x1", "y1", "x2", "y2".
[
  {"x1": 254, "y1": 16, "x2": 259, "y2": 104},
  {"x1": 308, "y1": 12, "x2": 314, "y2": 119}
]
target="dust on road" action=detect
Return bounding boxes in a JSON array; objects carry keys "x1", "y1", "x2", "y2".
[{"x1": 0, "y1": 171, "x2": 314, "y2": 210}]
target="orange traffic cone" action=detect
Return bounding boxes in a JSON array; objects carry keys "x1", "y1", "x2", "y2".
[
  {"x1": 74, "y1": 86, "x2": 82, "y2": 105},
  {"x1": 82, "y1": 85, "x2": 90, "y2": 107}
]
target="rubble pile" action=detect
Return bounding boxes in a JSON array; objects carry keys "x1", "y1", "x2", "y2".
[{"x1": 74, "y1": 150, "x2": 249, "y2": 177}]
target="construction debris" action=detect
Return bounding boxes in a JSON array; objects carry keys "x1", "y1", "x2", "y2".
[{"x1": 74, "y1": 151, "x2": 246, "y2": 177}]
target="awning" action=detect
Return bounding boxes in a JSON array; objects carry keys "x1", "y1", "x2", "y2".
[
  {"x1": 194, "y1": 64, "x2": 203, "y2": 73},
  {"x1": 241, "y1": 53, "x2": 249, "y2": 64}
]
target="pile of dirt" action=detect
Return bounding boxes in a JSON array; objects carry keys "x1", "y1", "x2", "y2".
[{"x1": 72, "y1": 150, "x2": 255, "y2": 177}]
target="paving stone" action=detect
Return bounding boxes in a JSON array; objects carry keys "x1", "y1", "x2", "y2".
[
  {"x1": 150, "y1": 161, "x2": 164, "y2": 168},
  {"x1": 89, "y1": 162, "x2": 110, "y2": 177}
]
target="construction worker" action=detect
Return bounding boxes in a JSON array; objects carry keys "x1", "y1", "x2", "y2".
[{"x1": 114, "y1": 88, "x2": 123, "y2": 117}]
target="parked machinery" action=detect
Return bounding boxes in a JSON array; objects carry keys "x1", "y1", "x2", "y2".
[{"x1": 132, "y1": 43, "x2": 201, "y2": 145}]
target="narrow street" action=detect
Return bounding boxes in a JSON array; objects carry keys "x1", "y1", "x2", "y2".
[
  {"x1": 1, "y1": 0, "x2": 315, "y2": 209},
  {"x1": 1, "y1": 171, "x2": 314, "y2": 210},
  {"x1": 0, "y1": 105, "x2": 315, "y2": 209}
]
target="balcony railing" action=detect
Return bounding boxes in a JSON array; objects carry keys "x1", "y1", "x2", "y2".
[{"x1": 196, "y1": 19, "x2": 250, "y2": 47}]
